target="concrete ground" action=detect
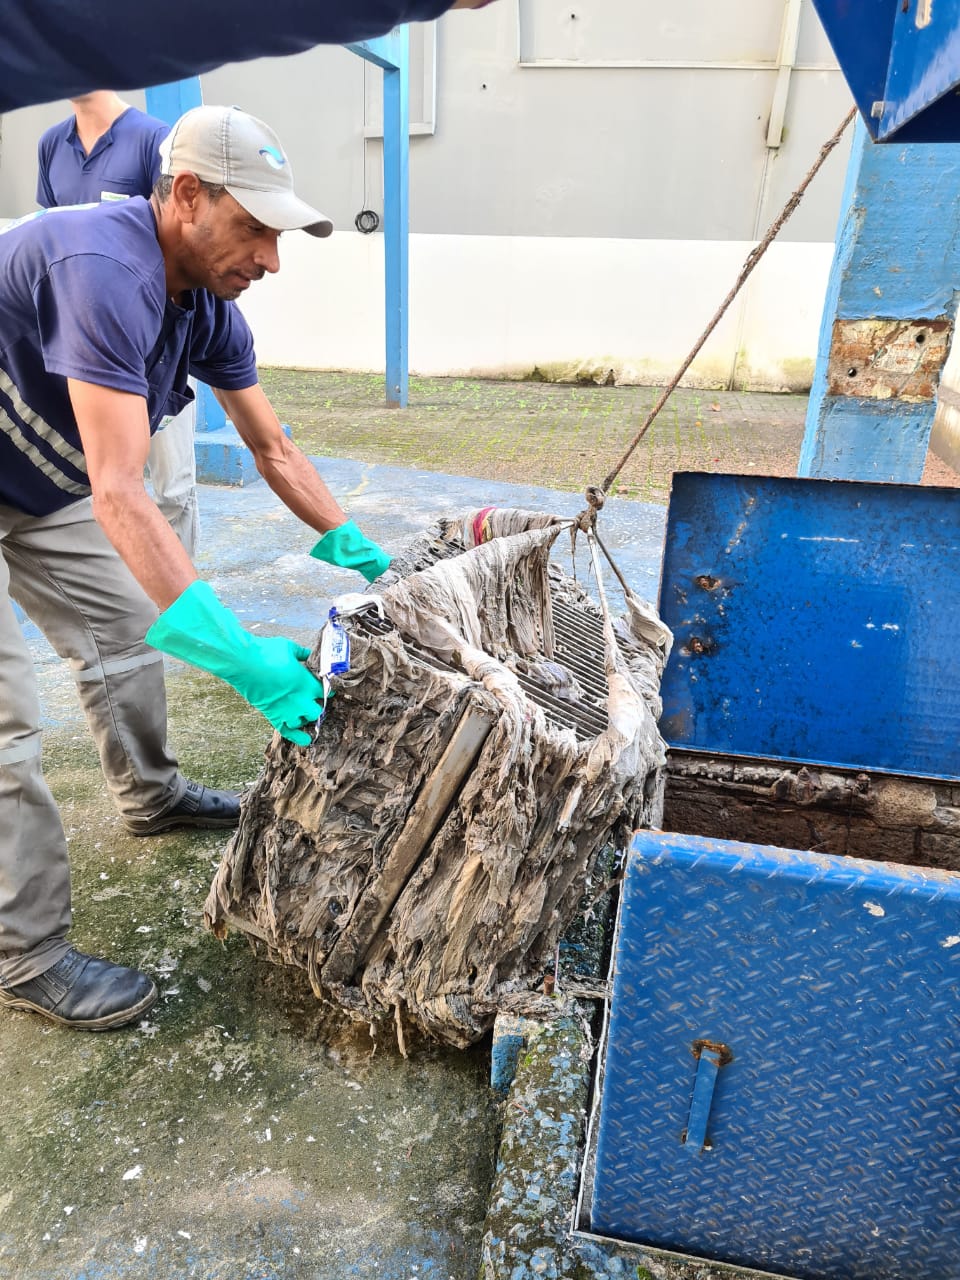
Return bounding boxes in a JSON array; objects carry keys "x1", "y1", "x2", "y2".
[
  {"x1": 2, "y1": 436, "x2": 666, "y2": 1279},
  {"x1": 5, "y1": 371, "x2": 953, "y2": 1279}
]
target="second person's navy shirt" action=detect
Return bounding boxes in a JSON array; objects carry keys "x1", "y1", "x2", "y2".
[{"x1": 37, "y1": 106, "x2": 169, "y2": 208}]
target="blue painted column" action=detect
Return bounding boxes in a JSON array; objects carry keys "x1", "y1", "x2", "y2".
[
  {"x1": 382, "y1": 29, "x2": 410, "y2": 409},
  {"x1": 346, "y1": 32, "x2": 410, "y2": 408},
  {"x1": 799, "y1": 118, "x2": 960, "y2": 482}
]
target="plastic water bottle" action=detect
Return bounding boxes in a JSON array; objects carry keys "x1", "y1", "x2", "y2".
[{"x1": 320, "y1": 608, "x2": 350, "y2": 679}]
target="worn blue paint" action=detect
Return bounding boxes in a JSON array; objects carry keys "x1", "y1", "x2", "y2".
[
  {"x1": 490, "y1": 1034, "x2": 526, "y2": 1096},
  {"x1": 63, "y1": 1229, "x2": 469, "y2": 1279},
  {"x1": 799, "y1": 116, "x2": 960, "y2": 482},
  {"x1": 193, "y1": 383, "x2": 227, "y2": 435},
  {"x1": 347, "y1": 32, "x2": 409, "y2": 408},
  {"x1": 591, "y1": 830, "x2": 960, "y2": 1280},
  {"x1": 657, "y1": 471, "x2": 960, "y2": 780},
  {"x1": 798, "y1": 114, "x2": 862, "y2": 481},
  {"x1": 800, "y1": 398, "x2": 933, "y2": 481},
  {"x1": 813, "y1": 0, "x2": 960, "y2": 141},
  {"x1": 193, "y1": 426, "x2": 262, "y2": 487},
  {"x1": 490, "y1": 1014, "x2": 530, "y2": 1095}
]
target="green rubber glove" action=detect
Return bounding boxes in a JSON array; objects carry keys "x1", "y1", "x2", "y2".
[
  {"x1": 309, "y1": 519, "x2": 391, "y2": 582},
  {"x1": 145, "y1": 580, "x2": 325, "y2": 745}
]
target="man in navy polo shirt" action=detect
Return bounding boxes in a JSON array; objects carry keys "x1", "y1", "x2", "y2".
[
  {"x1": 0, "y1": 105, "x2": 391, "y2": 1031},
  {"x1": 38, "y1": 90, "x2": 201, "y2": 559}
]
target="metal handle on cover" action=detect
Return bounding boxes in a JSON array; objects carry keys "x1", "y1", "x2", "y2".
[{"x1": 681, "y1": 1039, "x2": 732, "y2": 1154}]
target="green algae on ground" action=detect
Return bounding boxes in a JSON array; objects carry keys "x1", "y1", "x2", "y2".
[
  {"x1": 1, "y1": 661, "x2": 500, "y2": 1280},
  {"x1": 479, "y1": 1018, "x2": 781, "y2": 1280},
  {"x1": 257, "y1": 367, "x2": 809, "y2": 508}
]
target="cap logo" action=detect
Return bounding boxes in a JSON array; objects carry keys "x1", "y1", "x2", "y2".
[{"x1": 258, "y1": 145, "x2": 287, "y2": 170}]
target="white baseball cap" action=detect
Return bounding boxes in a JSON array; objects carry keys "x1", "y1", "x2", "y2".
[{"x1": 159, "y1": 105, "x2": 333, "y2": 238}]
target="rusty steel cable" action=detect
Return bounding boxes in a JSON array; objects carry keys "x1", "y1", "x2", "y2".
[{"x1": 597, "y1": 105, "x2": 857, "y2": 498}]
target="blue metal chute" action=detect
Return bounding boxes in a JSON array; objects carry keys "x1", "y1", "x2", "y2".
[
  {"x1": 590, "y1": 830, "x2": 960, "y2": 1279},
  {"x1": 657, "y1": 472, "x2": 960, "y2": 781},
  {"x1": 813, "y1": 0, "x2": 960, "y2": 141}
]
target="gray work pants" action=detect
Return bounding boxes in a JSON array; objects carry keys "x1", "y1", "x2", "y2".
[
  {"x1": 0, "y1": 498, "x2": 185, "y2": 984},
  {"x1": 147, "y1": 392, "x2": 199, "y2": 558}
]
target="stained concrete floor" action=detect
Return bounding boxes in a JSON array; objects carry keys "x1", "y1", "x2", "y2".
[{"x1": 2, "y1": 457, "x2": 666, "y2": 1279}]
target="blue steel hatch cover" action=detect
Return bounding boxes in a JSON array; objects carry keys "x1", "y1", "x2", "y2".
[
  {"x1": 589, "y1": 831, "x2": 960, "y2": 1280},
  {"x1": 657, "y1": 472, "x2": 960, "y2": 781}
]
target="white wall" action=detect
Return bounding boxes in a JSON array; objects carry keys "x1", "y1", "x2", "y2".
[{"x1": 239, "y1": 232, "x2": 832, "y2": 390}]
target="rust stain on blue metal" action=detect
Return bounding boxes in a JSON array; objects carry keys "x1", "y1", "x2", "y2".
[{"x1": 826, "y1": 317, "x2": 952, "y2": 402}]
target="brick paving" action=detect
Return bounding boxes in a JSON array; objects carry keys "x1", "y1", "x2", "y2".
[{"x1": 260, "y1": 369, "x2": 960, "y2": 506}]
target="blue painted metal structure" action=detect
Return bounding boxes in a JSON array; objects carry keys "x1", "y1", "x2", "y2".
[
  {"x1": 142, "y1": 78, "x2": 202, "y2": 131},
  {"x1": 347, "y1": 31, "x2": 410, "y2": 408},
  {"x1": 657, "y1": 471, "x2": 960, "y2": 780},
  {"x1": 590, "y1": 830, "x2": 960, "y2": 1280},
  {"x1": 812, "y1": 0, "x2": 960, "y2": 141},
  {"x1": 799, "y1": 115, "x2": 960, "y2": 483}
]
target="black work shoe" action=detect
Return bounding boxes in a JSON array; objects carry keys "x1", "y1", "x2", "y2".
[
  {"x1": 125, "y1": 779, "x2": 242, "y2": 836},
  {"x1": 0, "y1": 949, "x2": 157, "y2": 1031}
]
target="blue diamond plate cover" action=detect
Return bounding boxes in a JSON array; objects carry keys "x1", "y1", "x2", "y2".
[
  {"x1": 657, "y1": 472, "x2": 960, "y2": 781},
  {"x1": 590, "y1": 831, "x2": 960, "y2": 1280}
]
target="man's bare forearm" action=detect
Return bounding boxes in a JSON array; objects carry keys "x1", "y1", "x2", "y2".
[
  {"x1": 68, "y1": 378, "x2": 198, "y2": 611},
  {"x1": 92, "y1": 479, "x2": 198, "y2": 611},
  {"x1": 253, "y1": 435, "x2": 347, "y2": 535},
  {"x1": 219, "y1": 383, "x2": 348, "y2": 537}
]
